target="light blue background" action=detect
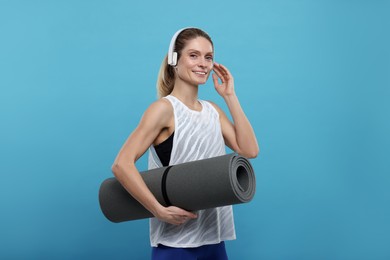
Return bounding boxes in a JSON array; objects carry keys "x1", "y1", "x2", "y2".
[{"x1": 1, "y1": 0, "x2": 389, "y2": 259}]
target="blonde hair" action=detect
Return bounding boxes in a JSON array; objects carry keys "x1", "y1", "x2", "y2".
[
  {"x1": 156, "y1": 28, "x2": 213, "y2": 98},
  {"x1": 156, "y1": 55, "x2": 176, "y2": 99}
]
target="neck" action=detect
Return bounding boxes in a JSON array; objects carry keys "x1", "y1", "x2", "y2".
[{"x1": 171, "y1": 80, "x2": 200, "y2": 110}]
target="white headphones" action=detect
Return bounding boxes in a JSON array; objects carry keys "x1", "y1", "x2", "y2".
[
  {"x1": 168, "y1": 27, "x2": 213, "y2": 67},
  {"x1": 167, "y1": 27, "x2": 191, "y2": 66}
]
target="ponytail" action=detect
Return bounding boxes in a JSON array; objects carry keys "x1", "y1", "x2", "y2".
[{"x1": 156, "y1": 55, "x2": 175, "y2": 99}]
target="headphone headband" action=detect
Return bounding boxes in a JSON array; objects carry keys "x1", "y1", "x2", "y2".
[{"x1": 167, "y1": 27, "x2": 191, "y2": 66}]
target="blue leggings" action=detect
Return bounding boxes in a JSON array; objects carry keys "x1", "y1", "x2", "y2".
[{"x1": 151, "y1": 242, "x2": 228, "y2": 260}]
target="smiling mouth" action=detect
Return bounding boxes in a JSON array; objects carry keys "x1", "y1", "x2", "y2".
[{"x1": 193, "y1": 71, "x2": 207, "y2": 75}]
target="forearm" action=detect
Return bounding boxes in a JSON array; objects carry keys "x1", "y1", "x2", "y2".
[
  {"x1": 111, "y1": 162, "x2": 163, "y2": 217},
  {"x1": 224, "y1": 94, "x2": 259, "y2": 158}
]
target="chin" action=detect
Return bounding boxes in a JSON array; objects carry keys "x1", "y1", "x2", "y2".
[
  {"x1": 189, "y1": 79, "x2": 207, "y2": 86},
  {"x1": 195, "y1": 77, "x2": 209, "y2": 85}
]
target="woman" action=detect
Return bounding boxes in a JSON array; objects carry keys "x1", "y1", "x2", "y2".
[{"x1": 112, "y1": 28, "x2": 259, "y2": 259}]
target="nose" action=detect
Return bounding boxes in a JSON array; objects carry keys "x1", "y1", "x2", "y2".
[{"x1": 198, "y1": 57, "x2": 208, "y2": 68}]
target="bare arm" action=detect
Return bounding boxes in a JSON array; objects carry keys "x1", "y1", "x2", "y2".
[
  {"x1": 111, "y1": 99, "x2": 197, "y2": 225},
  {"x1": 211, "y1": 62, "x2": 259, "y2": 158}
]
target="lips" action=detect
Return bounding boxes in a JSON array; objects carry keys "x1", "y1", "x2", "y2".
[{"x1": 193, "y1": 71, "x2": 207, "y2": 75}]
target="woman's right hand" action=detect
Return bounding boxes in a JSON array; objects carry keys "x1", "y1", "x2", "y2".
[{"x1": 155, "y1": 205, "x2": 197, "y2": 225}]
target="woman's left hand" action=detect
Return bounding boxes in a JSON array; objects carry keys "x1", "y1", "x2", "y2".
[{"x1": 212, "y1": 63, "x2": 235, "y2": 98}]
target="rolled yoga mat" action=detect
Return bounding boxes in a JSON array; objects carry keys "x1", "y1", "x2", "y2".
[{"x1": 99, "y1": 153, "x2": 256, "y2": 223}]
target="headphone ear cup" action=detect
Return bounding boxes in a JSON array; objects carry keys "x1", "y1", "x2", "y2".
[{"x1": 172, "y1": 52, "x2": 178, "y2": 66}]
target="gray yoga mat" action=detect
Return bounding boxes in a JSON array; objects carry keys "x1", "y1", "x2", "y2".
[{"x1": 99, "y1": 153, "x2": 256, "y2": 223}]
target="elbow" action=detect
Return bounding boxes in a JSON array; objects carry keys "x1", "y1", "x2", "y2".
[
  {"x1": 111, "y1": 162, "x2": 125, "y2": 179},
  {"x1": 111, "y1": 163, "x2": 119, "y2": 177},
  {"x1": 111, "y1": 159, "x2": 136, "y2": 179},
  {"x1": 241, "y1": 145, "x2": 260, "y2": 159},
  {"x1": 245, "y1": 149, "x2": 259, "y2": 159}
]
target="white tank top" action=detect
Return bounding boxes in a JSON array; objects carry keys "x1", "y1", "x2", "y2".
[{"x1": 147, "y1": 95, "x2": 236, "y2": 248}]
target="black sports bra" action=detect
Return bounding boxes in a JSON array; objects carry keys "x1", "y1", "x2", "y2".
[{"x1": 154, "y1": 132, "x2": 174, "y2": 166}]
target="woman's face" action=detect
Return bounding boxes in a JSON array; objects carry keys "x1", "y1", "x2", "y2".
[{"x1": 175, "y1": 37, "x2": 214, "y2": 86}]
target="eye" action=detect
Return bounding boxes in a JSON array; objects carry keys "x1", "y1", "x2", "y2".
[
  {"x1": 190, "y1": 54, "x2": 198, "y2": 59},
  {"x1": 206, "y1": 55, "x2": 214, "y2": 61}
]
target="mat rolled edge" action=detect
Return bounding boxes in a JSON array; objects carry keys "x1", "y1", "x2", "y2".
[{"x1": 229, "y1": 155, "x2": 256, "y2": 203}]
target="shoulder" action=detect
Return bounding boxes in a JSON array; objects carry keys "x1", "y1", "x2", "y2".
[
  {"x1": 205, "y1": 100, "x2": 230, "y2": 124},
  {"x1": 205, "y1": 100, "x2": 223, "y2": 115},
  {"x1": 140, "y1": 98, "x2": 173, "y2": 127},
  {"x1": 147, "y1": 97, "x2": 172, "y2": 113}
]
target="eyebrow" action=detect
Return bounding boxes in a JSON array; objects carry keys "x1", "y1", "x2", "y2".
[{"x1": 187, "y1": 49, "x2": 214, "y2": 55}]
